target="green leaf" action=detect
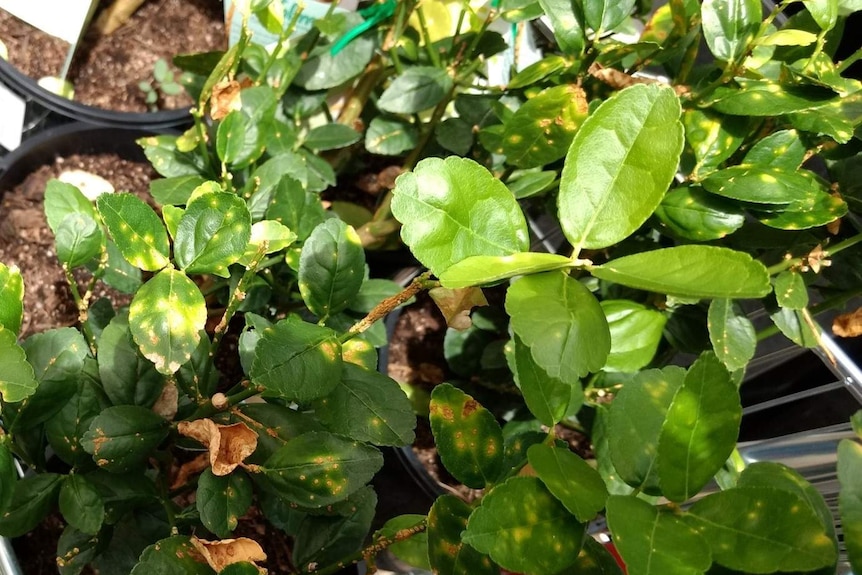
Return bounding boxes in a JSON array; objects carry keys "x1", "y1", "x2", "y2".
[
  {"x1": 742, "y1": 129, "x2": 806, "y2": 170},
  {"x1": 313, "y1": 363, "x2": 415, "y2": 446},
  {"x1": 82, "y1": 405, "x2": 170, "y2": 473},
  {"x1": 658, "y1": 352, "x2": 741, "y2": 501},
  {"x1": 570, "y1": 537, "x2": 625, "y2": 575},
  {"x1": 216, "y1": 111, "x2": 249, "y2": 165},
  {"x1": 708, "y1": 299, "x2": 756, "y2": 371},
  {"x1": 43, "y1": 180, "x2": 97, "y2": 232},
  {"x1": 754, "y1": 189, "x2": 848, "y2": 230},
  {"x1": 238, "y1": 220, "x2": 297, "y2": 267},
  {"x1": 537, "y1": 0, "x2": 585, "y2": 55},
  {"x1": 0, "y1": 263, "x2": 23, "y2": 334},
  {"x1": 261, "y1": 431, "x2": 382, "y2": 508},
  {"x1": 803, "y1": 0, "x2": 839, "y2": 30},
  {"x1": 701, "y1": 0, "x2": 761, "y2": 62},
  {"x1": 391, "y1": 156, "x2": 529, "y2": 276},
  {"x1": 608, "y1": 367, "x2": 686, "y2": 492},
  {"x1": 295, "y1": 23, "x2": 375, "y2": 90},
  {"x1": 98, "y1": 314, "x2": 163, "y2": 407},
  {"x1": 0, "y1": 445, "x2": 16, "y2": 512},
  {"x1": 499, "y1": 84, "x2": 588, "y2": 168},
  {"x1": 429, "y1": 383, "x2": 503, "y2": 489},
  {"x1": 130, "y1": 536, "x2": 213, "y2": 575},
  {"x1": 463, "y1": 476, "x2": 586, "y2": 574},
  {"x1": 265, "y1": 175, "x2": 326, "y2": 242},
  {"x1": 506, "y1": 335, "x2": 582, "y2": 427},
  {"x1": 507, "y1": 170, "x2": 557, "y2": 199},
  {"x1": 439, "y1": 252, "x2": 573, "y2": 289},
  {"x1": 583, "y1": 0, "x2": 636, "y2": 33},
  {"x1": 428, "y1": 495, "x2": 496, "y2": 575},
  {"x1": 46, "y1": 378, "x2": 109, "y2": 467},
  {"x1": 558, "y1": 84, "x2": 683, "y2": 251},
  {"x1": 507, "y1": 55, "x2": 568, "y2": 89},
  {"x1": 251, "y1": 316, "x2": 342, "y2": 403},
  {"x1": 237, "y1": 402, "x2": 324, "y2": 463},
  {"x1": 606, "y1": 495, "x2": 711, "y2": 575},
  {"x1": 299, "y1": 219, "x2": 365, "y2": 319},
  {"x1": 59, "y1": 474, "x2": 104, "y2": 534},
  {"x1": 97, "y1": 193, "x2": 171, "y2": 271},
  {"x1": 590, "y1": 245, "x2": 771, "y2": 299},
  {"x1": 708, "y1": 79, "x2": 838, "y2": 116},
  {"x1": 22, "y1": 327, "x2": 88, "y2": 383},
  {"x1": 0, "y1": 474, "x2": 62, "y2": 537},
  {"x1": 507, "y1": 272, "x2": 610, "y2": 381},
  {"x1": 702, "y1": 166, "x2": 821, "y2": 204},
  {"x1": 174, "y1": 191, "x2": 252, "y2": 277},
  {"x1": 770, "y1": 306, "x2": 819, "y2": 347},
  {"x1": 303, "y1": 124, "x2": 361, "y2": 151},
  {"x1": 757, "y1": 28, "x2": 819, "y2": 45},
  {"x1": 55, "y1": 212, "x2": 103, "y2": 268},
  {"x1": 0, "y1": 327, "x2": 38, "y2": 403},
  {"x1": 774, "y1": 270, "x2": 809, "y2": 310},
  {"x1": 57, "y1": 525, "x2": 101, "y2": 575},
  {"x1": 129, "y1": 269, "x2": 206, "y2": 375},
  {"x1": 376, "y1": 514, "x2": 430, "y2": 570},
  {"x1": 149, "y1": 175, "x2": 207, "y2": 206},
  {"x1": 365, "y1": 117, "x2": 419, "y2": 156},
  {"x1": 602, "y1": 300, "x2": 667, "y2": 373},
  {"x1": 197, "y1": 468, "x2": 253, "y2": 538},
  {"x1": 139, "y1": 135, "x2": 202, "y2": 178},
  {"x1": 348, "y1": 279, "x2": 406, "y2": 314},
  {"x1": 655, "y1": 187, "x2": 745, "y2": 241},
  {"x1": 686, "y1": 486, "x2": 837, "y2": 572},
  {"x1": 378, "y1": 67, "x2": 453, "y2": 114},
  {"x1": 683, "y1": 109, "x2": 749, "y2": 178},
  {"x1": 97, "y1": 240, "x2": 143, "y2": 294},
  {"x1": 436, "y1": 117, "x2": 474, "y2": 156},
  {"x1": 528, "y1": 444, "x2": 607, "y2": 522},
  {"x1": 839, "y1": 439, "x2": 862, "y2": 573}
]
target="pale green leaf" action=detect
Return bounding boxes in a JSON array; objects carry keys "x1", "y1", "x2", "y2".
[
  {"x1": 439, "y1": 252, "x2": 573, "y2": 289},
  {"x1": 708, "y1": 299, "x2": 756, "y2": 371}
]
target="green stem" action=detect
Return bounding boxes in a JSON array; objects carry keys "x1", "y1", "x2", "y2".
[
  {"x1": 256, "y1": 3, "x2": 305, "y2": 84},
  {"x1": 838, "y1": 47, "x2": 862, "y2": 73},
  {"x1": 416, "y1": 4, "x2": 442, "y2": 68},
  {"x1": 63, "y1": 265, "x2": 97, "y2": 355},
  {"x1": 187, "y1": 380, "x2": 263, "y2": 421},
  {"x1": 766, "y1": 232, "x2": 862, "y2": 275},
  {"x1": 311, "y1": 518, "x2": 428, "y2": 575}
]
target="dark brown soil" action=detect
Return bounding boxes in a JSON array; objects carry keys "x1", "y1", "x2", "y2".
[
  {"x1": 0, "y1": 0, "x2": 225, "y2": 112},
  {"x1": 0, "y1": 152, "x2": 156, "y2": 339}
]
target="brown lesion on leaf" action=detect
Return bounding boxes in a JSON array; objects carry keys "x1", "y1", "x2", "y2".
[{"x1": 462, "y1": 399, "x2": 478, "y2": 418}]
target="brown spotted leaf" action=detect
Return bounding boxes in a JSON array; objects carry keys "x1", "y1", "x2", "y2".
[
  {"x1": 178, "y1": 419, "x2": 258, "y2": 476},
  {"x1": 190, "y1": 536, "x2": 267, "y2": 573},
  {"x1": 429, "y1": 287, "x2": 488, "y2": 330},
  {"x1": 210, "y1": 79, "x2": 244, "y2": 121},
  {"x1": 834, "y1": 307, "x2": 862, "y2": 338},
  {"x1": 428, "y1": 495, "x2": 497, "y2": 575},
  {"x1": 82, "y1": 406, "x2": 170, "y2": 473}
]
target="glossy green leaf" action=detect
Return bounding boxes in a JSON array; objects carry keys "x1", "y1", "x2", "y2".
[
  {"x1": 130, "y1": 536, "x2": 213, "y2": 575},
  {"x1": 0, "y1": 445, "x2": 16, "y2": 512},
  {"x1": 197, "y1": 468, "x2": 253, "y2": 538},
  {"x1": 499, "y1": 84, "x2": 587, "y2": 168},
  {"x1": 606, "y1": 495, "x2": 711, "y2": 575},
  {"x1": 602, "y1": 300, "x2": 667, "y2": 372},
  {"x1": 149, "y1": 175, "x2": 207, "y2": 206},
  {"x1": 658, "y1": 353, "x2": 741, "y2": 501},
  {"x1": 22, "y1": 326, "x2": 88, "y2": 383},
  {"x1": 686, "y1": 486, "x2": 837, "y2": 572},
  {"x1": 507, "y1": 170, "x2": 557, "y2": 199},
  {"x1": 54, "y1": 212, "x2": 103, "y2": 268},
  {"x1": 293, "y1": 488, "x2": 376, "y2": 570},
  {"x1": 774, "y1": 270, "x2": 809, "y2": 310},
  {"x1": 803, "y1": 0, "x2": 839, "y2": 30},
  {"x1": 506, "y1": 335, "x2": 582, "y2": 426},
  {"x1": 251, "y1": 316, "x2": 342, "y2": 402},
  {"x1": 0, "y1": 327, "x2": 38, "y2": 403},
  {"x1": 683, "y1": 109, "x2": 749, "y2": 178},
  {"x1": 528, "y1": 444, "x2": 607, "y2": 521},
  {"x1": 538, "y1": 0, "x2": 585, "y2": 54},
  {"x1": 436, "y1": 117, "x2": 474, "y2": 155},
  {"x1": 428, "y1": 495, "x2": 497, "y2": 575},
  {"x1": 708, "y1": 79, "x2": 838, "y2": 116},
  {"x1": 348, "y1": 279, "x2": 405, "y2": 314},
  {"x1": 608, "y1": 367, "x2": 686, "y2": 492},
  {"x1": 0, "y1": 474, "x2": 62, "y2": 537},
  {"x1": 439, "y1": 252, "x2": 573, "y2": 289},
  {"x1": 570, "y1": 537, "x2": 625, "y2": 575},
  {"x1": 59, "y1": 474, "x2": 104, "y2": 534},
  {"x1": 770, "y1": 306, "x2": 819, "y2": 347},
  {"x1": 57, "y1": 524, "x2": 101, "y2": 575},
  {"x1": 295, "y1": 23, "x2": 375, "y2": 90},
  {"x1": 376, "y1": 514, "x2": 430, "y2": 570},
  {"x1": 703, "y1": 166, "x2": 820, "y2": 204},
  {"x1": 0, "y1": 263, "x2": 23, "y2": 334},
  {"x1": 98, "y1": 314, "x2": 163, "y2": 407},
  {"x1": 655, "y1": 187, "x2": 745, "y2": 241},
  {"x1": 507, "y1": 55, "x2": 568, "y2": 89},
  {"x1": 261, "y1": 431, "x2": 382, "y2": 508},
  {"x1": 313, "y1": 363, "x2": 415, "y2": 446},
  {"x1": 238, "y1": 402, "x2": 324, "y2": 463},
  {"x1": 839, "y1": 439, "x2": 862, "y2": 573},
  {"x1": 701, "y1": 0, "x2": 761, "y2": 62},
  {"x1": 97, "y1": 193, "x2": 170, "y2": 271},
  {"x1": 174, "y1": 191, "x2": 252, "y2": 277},
  {"x1": 216, "y1": 111, "x2": 249, "y2": 165},
  {"x1": 429, "y1": 383, "x2": 503, "y2": 489},
  {"x1": 138, "y1": 135, "x2": 202, "y2": 178},
  {"x1": 708, "y1": 299, "x2": 756, "y2": 371},
  {"x1": 129, "y1": 269, "x2": 206, "y2": 375},
  {"x1": 788, "y1": 92, "x2": 862, "y2": 143},
  {"x1": 265, "y1": 175, "x2": 326, "y2": 242},
  {"x1": 463, "y1": 476, "x2": 585, "y2": 575},
  {"x1": 303, "y1": 123, "x2": 361, "y2": 151},
  {"x1": 591, "y1": 245, "x2": 771, "y2": 299},
  {"x1": 299, "y1": 219, "x2": 365, "y2": 319},
  {"x1": 391, "y1": 156, "x2": 529, "y2": 276},
  {"x1": 46, "y1": 378, "x2": 109, "y2": 467},
  {"x1": 238, "y1": 220, "x2": 296, "y2": 267},
  {"x1": 365, "y1": 117, "x2": 419, "y2": 156},
  {"x1": 44, "y1": 180, "x2": 98, "y2": 233},
  {"x1": 82, "y1": 405, "x2": 170, "y2": 473},
  {"x1": 558, "y1": 84, "x2": 683, "y2": 251},
  {"x1": 755, "y1": 189, "x2": 848, "y2": 230},
  {"x1": 507, "y1": 272, "x2": 610, "y2": 381},
  {"x1": 378, "y1": 67, "x2": 453, "y2": 114},
  {"x1": 583, "y1": 0, "x2": 636, "y2": 33},
  {"x1": 742, "y1": 129, "x2": 806, "y2": 170},
  {"x1": 97, "y1": 240, "x2": 143, "y2": 293},
  {"x1": 757, "y1": 28, "x2": 819, "y2": 45}
]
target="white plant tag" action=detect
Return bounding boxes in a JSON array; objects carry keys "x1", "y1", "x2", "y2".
[
  {"x1": 58, "y1": 170, "x2": 115, "y2": 201},
  {"x1": 224, "y1": 0, "x2": 358, "y2": 47},
  {"x1": 0, "y1": 0, "x2": 96, "y2": 44},
  {"x1": 0, "y1": 83, "x2": 26, "y2": 151}
]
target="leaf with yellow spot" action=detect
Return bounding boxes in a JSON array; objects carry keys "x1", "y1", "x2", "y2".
[
  {"x1": 742, "y1": 129, "x2": 806, "y2": 171},
  {"x1": 708, "y1": 299, "x2": 756, "y2": 372},
  {"x1": 839, "y1": 439, "x2": 862, "y2": 573},
  {"x1": 683, "y1": 109, "x2": 749, "y2": 178},
  {"x1": 174, "y1": 191, "x2": 252, "y2": 277},
  {"x1": 773, "y1": 271, "x2": 809, "y2": 310},
  {"x1": 527, "y1": 444, "x2": 608, "y2": 522},
  {"x1": 261, "y1": 431, "x2": 382, "y2": 508},
  {"x1": 45, "y1": 377, "x2": 109, "y2": 468},
  {"x1": 702, "y1": 165, "x2": 819, "y2": 204},
  {"x1": 299, "y1": 219, "x2": 365, "y2": 320},
  {"x1": 654, "y1": 187, "x2": 745, "y2": 241},
  {"x1": 0, "y1": 474, "x2": 63, "y2": 537},
  {"x1": 196, "y1": 468, "x2": 253, "y2": 539},
  {"x1": 754, "y1": 189, "x2": 848, "y2": 230},
  {"x1": 0, "y1": 327, "x2": 38, "y2": 403},
  {"x1": 238, "y1": 220, "x2": 296, "y2": 267},
  {"x1": 265, "y1": 174, "x2": 327, "y2": 241},
  {"x1": 463, "y1": 476, "x2": 585, "y2": 575},
  {"x1": 707, "y1": 79, "x2": 837, "y2": 116},
  {"x1": 81, "y1": 405, "x2": 170, "y2": 473},
  {"x1": 0, "y1": 263, "x2": 23, "y2": 335},
  {"x1": 130, "y1": 536, "x2": 214, "y2": 575},
  {"x1": 129, "y1": 269, "x2": 206, "y2": 375},
  {"x1": 97, "y1": 193, "x2": 170, "y2": 271},
  {"x1": 428, "y1": 495, "x2": 496, "y2": 575}
]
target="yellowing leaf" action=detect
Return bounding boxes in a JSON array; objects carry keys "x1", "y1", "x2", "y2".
[{"x1": 429, "y1": 287, "x2": 488, "y2": 330}]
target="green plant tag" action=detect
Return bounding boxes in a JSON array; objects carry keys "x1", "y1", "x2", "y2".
[
  {"x1": 708, "y1": 299, "x2": 756, "y2": 371},
  {"x1": 82, "y1": 406, "x2": 170, "y2": 473},
  {"x1": 591, "y1": 245, "x2": 771, "y2": 299},
  {"x1": 602, "y1": 300, "x2": 667, "y2": 373},
  {"x1": 174, "y1": 191, "x2": 252, "y2": 277},
  {"x1": 463, "y1": 476, "x2": 585, "y2": 574},
  {"x1": 130, "y1": 536, "x2": 212, "y2": 575},
  {"x1": 97, "y1": 193, "x2": 171, "y2": 272},
  {"x1": 0, "y1": 327, "x2": 38, "y2": 403},
  {"x1": 507, "y1": 272, "x2": 610, "y2": 381},
  {"x1": 251, "y1": 316, "x2": 342, "y2": 402},
  {"x1": 428, "y1": 495, "x2": 496, "y2": 575},
  {"x1": 701, "y1": 0, "x2": 761, "y2": 62},
  {"x1": 558, "y1": 83, "x2": 683, "y2": 252},
  {"x1": 365, "y1": 117, "x2": 419, "y2": 156},
  {"x1": 429, "y1": 384, "x2": 503, "y2": 489},
  {"x1": 839, "y1": 439, "x2": 862, "y2": 573},
  {"x1": 303, "y1": 123, "x2": 361, "y2": 151},
  {"x1": 299, "y1": 219, "x2": 365, "y2": 319},
  {"x1": 658, "y1": 352, "x2": 741, "y2": 502},
  {"x1": 606, "y1": 495, "x2": 711, "y2": 575},
  {"x1": 261, "y1": 431, "x2": 382, "y2": 508},
  {"x1": 537, "y1": 0, "x2": 585, "y2": 55},
  {"x1": 655, "y1": 187, "x2": 745, "y2": 241},
  {"x1": 527, "y1": 444, "x2": 608, "y2": 522},
  {"x1": 439, "y1": 252, "x2": 573, "y2": 289},
  {"x1": 0, "y1": 474, "x2": 62, "y2": 537},
  {"x1": 59, "y1": 474, "x2": 105, "y2": 535},
  {"x1": 0, "y1": 263, "x2": 23, "y2": 335},
  {"x1": 313, "y1": 363, "x2": 415, "y2": 446},
  {"x1": 378, "y1": 67, "x2": 453, "y2": 114},
  {"x1": 197, "y1": 468, "x2": 253, "y2": 538},
  {"x1": 129, "y1": 269, "x2": 207, "y2": 375}
]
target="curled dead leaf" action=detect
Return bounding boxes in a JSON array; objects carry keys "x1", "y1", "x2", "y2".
[
  {"x1": 152, "y1": 380, "x2": 179, "y2": 420},
  {"x1": 190, "y1": 537, "x2": 267, "y2": 574},
  {"x1": 171, "y1": 452, "x2": 209, "y2": 489},
  {"x1": 833, "y1": 307, "x2": 862, "y2": 338},
  {"x1": 429, "y1": 287, "x2": 488, "y2": 330},
  {"x1": 210, "y1": 79, "x2": 250, "y2": 121},
  {"x1": 177, "y1": 419, "x2": 258, "y2": 476}
]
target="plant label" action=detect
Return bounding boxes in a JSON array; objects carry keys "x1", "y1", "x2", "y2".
[
  {"x1": 224, "y1": 0, "x2": 358, "y2": 48},
  {"x1": 0, "y1": 83, "x2": 26, "y2": 151},
  {"x1": 0, "y1": 0, "x2": 97, "y2": 44}
]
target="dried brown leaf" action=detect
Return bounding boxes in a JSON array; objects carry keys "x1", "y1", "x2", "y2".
[
  {"x1": 177, "y1": 419, "x2": 258, "y2": 476},
  {"x1": 833, "y1": 307, "x2": 862, "y2": 338},
  {"x1": 152, "y1": 380, "x2": 178, "y2": 420},
  {"x1": 429, "y1": 287, "x2": 488, "y2": 330},
  {"x1": 191, "y1": 537, "x2": 267, "y2": 574},
  {"x1": 210, "y1": 80, "x2": 243, "y2": 121},
  {"x1": 171, "y1": 453, "x2": 209, "y2": 489}
]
